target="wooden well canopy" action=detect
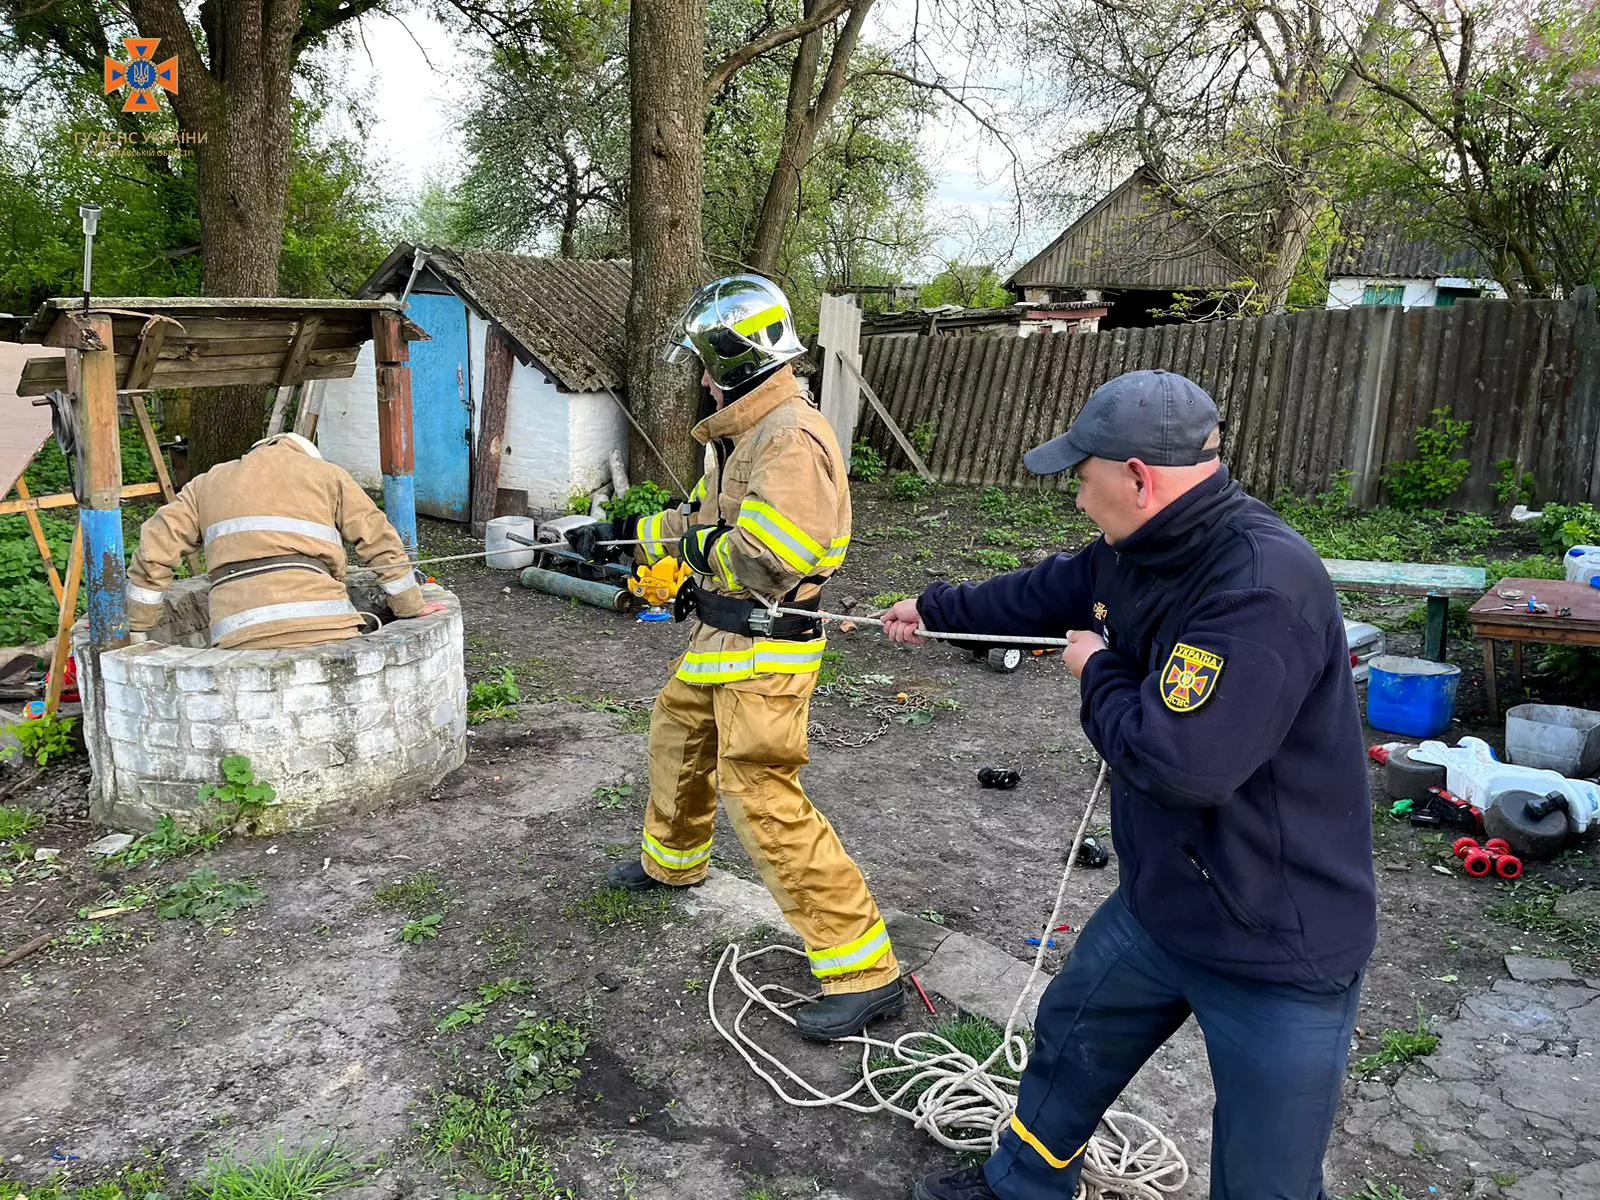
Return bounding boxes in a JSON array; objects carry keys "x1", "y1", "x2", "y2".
[{"x1": 2, "y1": 296, "x2": 426, "y2": 396}]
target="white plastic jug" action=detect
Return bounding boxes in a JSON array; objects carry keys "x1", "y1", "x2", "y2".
[
  {"x1": 1564, "y1": 545, "x2": 1600, "y2": 584},
  {"x1": 484, "y1": 516, "x2": 542, "y2": 570},
  {"x1": 1405, "y1": 736, "x2": 1600, "y2": 834}
]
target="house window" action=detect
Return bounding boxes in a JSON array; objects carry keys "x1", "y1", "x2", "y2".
[
  {"x1": 1435, "y1": 286, "x2": 1479, "y2": 307},
  {"x1": 1362, "y1": 284, "x2": 1405, "y2": 307}
]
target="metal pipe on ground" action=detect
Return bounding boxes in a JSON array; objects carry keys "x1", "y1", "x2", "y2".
[{"x1": 518, "y1": 564, "x2": 638, "y2": 613}]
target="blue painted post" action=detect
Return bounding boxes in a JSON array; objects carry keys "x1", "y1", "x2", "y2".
[
  {"x1": 372, "y1": 311, "x2": 418, "y2": 556},
  {"x1": 73, "y1": 312, "x2": 128, "y2": 651}
]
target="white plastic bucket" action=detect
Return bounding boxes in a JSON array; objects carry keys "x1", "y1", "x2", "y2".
[
  {"x1": 1564, "y1": 545, "x2": 1600, "y2": 584},
  {"x1": 484, "y1": 516, "x2": 542, "y2": 570}
]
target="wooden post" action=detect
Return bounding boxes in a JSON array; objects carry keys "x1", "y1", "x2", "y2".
[
  {"x1": 14, "y1": 477, "x2": 64, "y2": 603},
  {"x1": 372, "y1": 311, "x2": 418, "y2": 555},
  {"x1": 131, "y1": 393, "x2": 202, "y2": 577},
  {"x1": 44, "y1": 523, "x2": 84, "y2": 719},
  {"x1": 816, "y1": 295, "x2": 863, "y2": 455},
  {"x1": 471, "y1": 324, "x2": 514, "y2": 538},
  {"x1": 72, "y1": 313, "x2": 128, "y2": 652}
]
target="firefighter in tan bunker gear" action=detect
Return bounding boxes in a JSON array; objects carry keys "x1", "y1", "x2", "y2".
[
  {"x1": 577, "y1": 275, "x2": 904, "y2": 1041},
  {"x1": 125, "y1": 433, "x2": 442, "y2": 650}
]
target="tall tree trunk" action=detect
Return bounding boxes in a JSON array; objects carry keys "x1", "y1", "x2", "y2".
[
  {"x1": 747, "y1": 0, "x2": 872, "y2": 276},
  {"x1": 626, "y1": 0, "x2": 708, "y2": 491},
  {"x1": 189, "y1": 60, "x2": 296, "y2": 469},
  {"x1": 129, "y1": 0, "x2": 301, "y2": 470},
  {"x1": 1258, "y1": 192, "x2": 1324, "y2": 313}
]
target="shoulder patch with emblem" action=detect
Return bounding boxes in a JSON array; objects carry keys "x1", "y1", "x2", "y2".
[
  {"x1": 1093, "y1": 601, "x2": 1108, "y2": 622},
  {"x1": 1160, "y1": 643, "x2": 1224, "y2": 713}
]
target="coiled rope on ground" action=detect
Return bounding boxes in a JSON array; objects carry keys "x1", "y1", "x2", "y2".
[{"x1": 707, "y1": 762, "x2": 1190, "y2": 1200}]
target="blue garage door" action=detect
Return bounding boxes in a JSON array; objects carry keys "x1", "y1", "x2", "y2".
[{"x1": 406, "y1": 292, "x2": 472, "y2": 521}]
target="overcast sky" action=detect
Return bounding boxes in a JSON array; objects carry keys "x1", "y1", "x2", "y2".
[{"x1": 334, "y1": 4, "x2": 1058, "y2": 275}]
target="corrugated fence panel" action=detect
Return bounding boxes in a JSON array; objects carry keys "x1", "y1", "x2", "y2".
[{"x1": 854, "y1": 295, "x2": 1597, "y2": 510}]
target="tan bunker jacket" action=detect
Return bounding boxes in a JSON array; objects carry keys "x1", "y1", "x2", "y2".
[
  {"x1": 126, "y1": 435, "x2": 424, "y2": 650},
  {"x1": 635, "y1": 366, "x2": 850, "y2": 684}
]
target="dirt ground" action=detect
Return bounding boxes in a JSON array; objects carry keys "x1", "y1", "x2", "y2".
[{"x1": 2, "y1": 481, "x2": 1598, "y2": 1200}]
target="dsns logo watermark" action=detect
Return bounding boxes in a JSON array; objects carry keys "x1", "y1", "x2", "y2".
[{"x1": 104, "y1": 38, "x2": 177, "y2": 113}]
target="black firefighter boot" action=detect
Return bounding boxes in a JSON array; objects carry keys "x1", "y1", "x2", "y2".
[
  {"x1": 606, "y1": 859, "x2": 701, "y2": 892},
  {"x1": 794, "y1": 978, "x2": 906, "y2": 1041}
]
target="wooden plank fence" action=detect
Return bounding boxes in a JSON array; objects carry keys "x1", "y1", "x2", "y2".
[{"x1": 855, "y1": 288, "x2": 1600, "y2": 510}]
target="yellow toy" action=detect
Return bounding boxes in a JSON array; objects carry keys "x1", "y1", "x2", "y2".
[{"x1": 628, "y1": 557, "x2": 692, "y2": 607}]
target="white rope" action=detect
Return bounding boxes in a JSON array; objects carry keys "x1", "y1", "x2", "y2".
[
  {"x1": 775, "y1": 604, "x2": 1079, "y2": 649},
  {"x1": 707, "y1": 762, "x2": 1189, "y2": 1200}
]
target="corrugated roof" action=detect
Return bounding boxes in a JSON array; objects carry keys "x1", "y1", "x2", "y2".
[
  {"x1": 1007, "y1": 168, "x2": 1244, "y2": 292},
  {"x1": 1327, "y1": 226, "x2": 1493, "y2": 280},
  {"x1": 362, "y1": 244, "x2": 631, "y2": 393}
]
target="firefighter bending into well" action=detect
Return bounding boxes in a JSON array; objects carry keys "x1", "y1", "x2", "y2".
[
  {"x1": 126, "y1": 432, "x2": 443, "y2": 649},
  {"x1": 570, "y1": 275, "x2": 905, "y2": 1040}
]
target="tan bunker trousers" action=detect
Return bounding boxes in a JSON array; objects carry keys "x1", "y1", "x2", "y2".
[{"x1": 640, "y1": 664, "x2": 900, "y2": 995}]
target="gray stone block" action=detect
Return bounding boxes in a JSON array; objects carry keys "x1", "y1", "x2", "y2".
[
  {"x1": 183, "y1": 692, "x2": 233, "y2": 722},
  {"x1": 234, "y1": 691, "x2": 280, "y2": 720},
  {"x1": 280, "y1": 683, "x2": 335, "y2": 712},
  {"x1": 353, "y1": 647, "x2": 386, "y2": 676},
  {"x1": 286, "y1": 657, "x2": 328, "y2": 686},
  {"x1": 1506, "y1": 956, "x2": 1580, "y2": 983},
  {"x1": 146, "y1": 720, "x2": 179, "y2": 748}
]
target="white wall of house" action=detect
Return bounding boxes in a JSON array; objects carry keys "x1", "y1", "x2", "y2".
[
  {"x1": 317, "y1": 302, "x2": 628, "y2": 517},
  {"x1": 1326, "y1": 276, "x2": 1508, "y2": 311},
  {"x1": 316, "y1": 342, "x2": 383, "y2": 490}
]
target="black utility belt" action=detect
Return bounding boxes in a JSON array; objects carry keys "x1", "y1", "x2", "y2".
[
  {"x1": 677, "y1": 583, "x2": 822, "y2": 639},
  {"x1": 209, "y1": 553, "x2": 332, "y2": 585}
]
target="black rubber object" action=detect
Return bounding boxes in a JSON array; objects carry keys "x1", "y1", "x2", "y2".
[
  {"x1": 1076, "y1": 836, "x2": 1111, "y2": 868},
  {"x1": 978, "y1": 766, "x2": 1021, "y2": 790},
  {"x1": 1484, "y1": 789, "x2": 1570, "y2": 861},
  {"x1": 1384, "y1": 747, "x2": 1448, "y2": 804}
]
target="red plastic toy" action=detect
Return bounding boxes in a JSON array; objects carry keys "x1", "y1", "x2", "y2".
[{"x1": 1453, "y1": 837, "x2": 1523, "y2": 880}]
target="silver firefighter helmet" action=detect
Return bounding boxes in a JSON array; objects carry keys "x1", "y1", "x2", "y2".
[{"x1": 663, "y1": 274, "x2": 807, "y2": 392}]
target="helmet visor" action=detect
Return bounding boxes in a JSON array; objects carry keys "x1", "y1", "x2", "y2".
[{"x1": 662, "y1": 340, "x2": 696, "y2": 365}]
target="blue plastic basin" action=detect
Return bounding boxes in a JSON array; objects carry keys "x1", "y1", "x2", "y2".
[{"x1": 1367, "y1": 655, "x2": 1461, "y2": 738}]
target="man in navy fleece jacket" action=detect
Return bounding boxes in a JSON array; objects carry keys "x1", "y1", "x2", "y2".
[{"x1": 884, "y1": 369, "x2": 1376, "y2": 1200}]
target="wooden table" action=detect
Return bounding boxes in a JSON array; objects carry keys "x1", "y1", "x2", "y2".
[
  {"x1": 1468, "y1": 577, "x2": 1600, "y2": 719},
  {"x1": 1323, "y1": 559, "x2": 1487, "y2": 661}
]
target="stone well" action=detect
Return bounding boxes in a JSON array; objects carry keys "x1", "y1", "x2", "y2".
[{"x1": 73, "y1": 572, "x2": 467, "y2": 832}]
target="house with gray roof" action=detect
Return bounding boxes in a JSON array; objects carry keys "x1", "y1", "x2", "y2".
[
  {"x1": 1325, "y1": 226, "x2": 1506, "y2": 310},
  {"x1": 316, "y1": 244, "x2": 631, "y2": 525}
]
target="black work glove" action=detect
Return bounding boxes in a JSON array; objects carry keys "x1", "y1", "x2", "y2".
[
  {"x1": 680, "y1": 524, "x2": 729, "y2": 576},
  {"x1": 565, "y1": 523, "x2": 604, "y2": 561}
]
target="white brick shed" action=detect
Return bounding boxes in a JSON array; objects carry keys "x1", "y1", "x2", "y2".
[{"x1": 317, "y1": 244, "x2": 631, "y2": 531}]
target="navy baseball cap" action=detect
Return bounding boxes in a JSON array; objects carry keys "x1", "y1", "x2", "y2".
[{"x1": 1024, "y1": 369, "x2": 1221, "y2": 476}]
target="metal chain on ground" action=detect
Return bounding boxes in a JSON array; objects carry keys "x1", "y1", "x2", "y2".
[
  {"x1": 707, "y1": 763, "x2": 1190, "y2": 1200},
  {"x1": 806, "y1": 678, "x2": 935, "y2": 749}
]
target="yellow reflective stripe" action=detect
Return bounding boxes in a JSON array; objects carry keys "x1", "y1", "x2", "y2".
[
  {"x1": 737, "y1": 499, "x2": 826, "y2": 573},
  {"x1": 690, "y1": 477, "x2": 707, "y2": 502},
  {"x1": 639, "y1": 511, "x2": 671, "y2": 563},
  {"x1": 731, "y1": 303, "x2": 787, "y2": 337},
  {"x1": 1008, "y1": 1115, "x2": 1088, "y2": 1170},
  {"x1": 642, "y1": 831, "x2": 712, "y2": 871},
  {"x1": 818, "y1": 534, "x2": 850, "y2": 570},
  {"x1": 807, "y1": 919, "x2": 891, "y2": 978},
  {"x1": 712, "y1": 534, "x2": 740, "y2": 591},
  {"x1": 676, "y1": 637, "x2": 826, "y2": 684}
]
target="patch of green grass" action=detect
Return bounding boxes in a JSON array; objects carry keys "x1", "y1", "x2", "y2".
[
  {"x1": 869, "y1": 591, "x2": 911, "y2": 608},
  {"x1": 400, "y1": 913, "x2": 444, "y2": 944},
  {"x1": 1351, "y1": 1005, "x2": 1439, "y2": 1077},
  {"x1": 593, "y1": 782, "x2": 634, "y2": 811},
  {"x1": 422, "y1": 1084, "x2": 574, "y2": 1198},
  {"x1": 373, "y1": 868, "x2": 454, "y2": 916},
  {"x1": 436, "y1": 978, "x2": 536, "y2": 1031},
  {"x1": 563, "y1": 885, "x2": 671, "y2": 930},
  {"x1": 1488, "y1": 881, "x2": 1600, "y2": 971},
  {"x1": 1276, "y1": 473, "x2": 1497, "y2": 563},
  {"x1": 818, "y1": 647, "x2": 844, "y2": 687},
  {"x1": 964, "y1": 548, "x2": 1021, "y2": 571},
  {"x1": 0, "y1": 1156, "x2": 170, "y2": 1199},
  {"x1": 618, "y1": 709, "x2": 651, "y2": 734},
  {"x1": 111, "y1": 813, "x2": 222, "y2": 868},
  {"x1": 156, "y1": 868, "x2": 266, "y2": 927},
  {"x1": 189, "y1": 1137, "x2": 371, "y2": 1198},
  {"x1": 468, "y1": 668, "x2": 522, "y2": 724},
  {"x1": 0, "y1": 803, "x2": 45, "y2": 841}
]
